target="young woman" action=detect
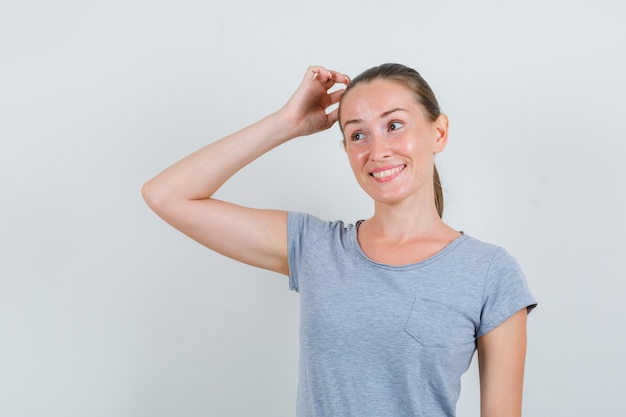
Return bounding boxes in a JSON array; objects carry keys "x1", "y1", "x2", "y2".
[{"x1": 142, "y1": 64, "x2": 537, "y2": 417}]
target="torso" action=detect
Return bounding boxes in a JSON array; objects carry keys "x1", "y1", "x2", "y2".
[{"x1": 287, "y1": 211, "x2": 536, "y2": 417}]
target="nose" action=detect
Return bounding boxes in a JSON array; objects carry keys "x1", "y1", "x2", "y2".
[{"x1": 369, "y1": 134, "x2": 392, "y2": 161}]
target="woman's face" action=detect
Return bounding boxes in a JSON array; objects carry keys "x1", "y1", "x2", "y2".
[{"x1": 339, "y1": 79, "x2": 448, "y2": 207}]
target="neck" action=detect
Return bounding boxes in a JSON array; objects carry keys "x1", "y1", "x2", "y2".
[{"x1": 367, "y1": 197, "x2": 454, "y2": 241}]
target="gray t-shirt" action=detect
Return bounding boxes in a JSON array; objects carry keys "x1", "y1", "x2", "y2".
[{"x1": 287, "y1": 212, "x2": 537, "y2": 417}]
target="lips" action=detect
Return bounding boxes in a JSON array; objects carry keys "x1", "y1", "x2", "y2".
[{"x1": 370, "y1": 165, "x2": 405, "y2": 180}]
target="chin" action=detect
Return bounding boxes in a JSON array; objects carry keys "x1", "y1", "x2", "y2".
[{"x1": 364, "y1": 190, "x2": 409, "y2": 206}]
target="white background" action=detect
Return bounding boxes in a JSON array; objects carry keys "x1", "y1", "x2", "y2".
[{"x1": 1, "y1": 0, "x2": 625, "y2": 416}]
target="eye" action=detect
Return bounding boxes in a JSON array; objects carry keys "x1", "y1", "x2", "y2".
[
  {"x1": 388, "y1": 121, "x2": 404, "y2": 132},
  {"x1": 351, "y1": 131, "x2": 366, "y2": 141}
]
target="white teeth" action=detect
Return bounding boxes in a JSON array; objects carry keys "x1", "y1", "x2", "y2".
[{"x1": 372, "y1": 166, "x2": 403, "y2": 179}]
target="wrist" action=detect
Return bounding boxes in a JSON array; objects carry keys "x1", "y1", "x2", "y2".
[{"x1": 264, "y1": 108, "x2": 301, "y2": 143}]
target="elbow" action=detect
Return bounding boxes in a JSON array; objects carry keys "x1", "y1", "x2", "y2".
[
  {"x1": 142, "y1": 178, "x2": 190, "y2": 224},
  {"x1": 142, "y1": 178, "x2": 189, "y2": 231},
  {"x1": 142, "y1": 178, "x2": 168, "y2": 215}
]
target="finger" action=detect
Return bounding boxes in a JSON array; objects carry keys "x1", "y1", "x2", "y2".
[
  {"x1": 325, "y1": 106, "x2": 340, "y2": 128},
  {"x1": 307, "y1": 65, "x2": 328, "y2": 81},
  {"x1": 325, "y1": 69, "x2": 351, "y2": 86},
  {"x1": 310, "y1": 66, "x2": 333, "y2": 82},
  {"x1": 327, "y1": 88, "x2": 346, "y2": 105},
  {"x1": 307, "y1": 66, "x2": 350, "y2": 85}
]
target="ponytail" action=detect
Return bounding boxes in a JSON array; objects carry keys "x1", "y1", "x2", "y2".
[{"x1": 433, "y1": 164, "x2": 443, "y2": 218}]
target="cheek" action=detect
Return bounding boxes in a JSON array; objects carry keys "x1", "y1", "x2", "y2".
[
  {"x1": 346, "y1": 154, "x2": 361, "y2": 176},
  {"x1": 345, "y1": 146, "x2": 368, "y2": 167},
  {"x1": 404, "y1": 135, "x2": 435, "y2": 159}
]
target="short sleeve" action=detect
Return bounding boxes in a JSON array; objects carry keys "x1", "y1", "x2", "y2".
[
  {"x1": 287, "y1": 212, "x2": 330, "y2": 292},
  {"x1": 476, "y1": 248, "x2": 537, "y2": 337}
]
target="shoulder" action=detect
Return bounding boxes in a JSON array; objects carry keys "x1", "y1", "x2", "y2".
[
  {"x1": 442, "y1": 234, "x2": 513, "y2": 275},
  {"x1": 465, "y1": 235, "x2": 523, "y2": 277},
  {"x1": 454, "y1": 234, "x2": 520, "y2": 267},
  {"x1": 449, "y1": 235, "x2": 530, "y2": 295},
  {"x1": 288, "y1": 211, "x2": 354, "y2": 238},
  {"x1": 286, "y1": 212, "x2": 357, "y2": 292},
  {"x1": 287, "y1": 211, "x2": 357, "y2": 258},
  {"x1": 458, "y1": 234, "x2": 500, "y2": 255},
  {"x1": 463, "y1": 235, "x2": 537, "y2": 337}
]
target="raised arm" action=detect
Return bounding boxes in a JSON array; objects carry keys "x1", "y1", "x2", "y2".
[
  {"x1": 477, "y1": 308, "x2": 529, "y2": 417},
  {"x1": 142, "y1": 66, "x2": 350, "y2": 275}
]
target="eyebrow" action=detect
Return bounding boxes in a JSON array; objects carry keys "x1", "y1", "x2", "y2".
[{"x1": 341, "y1": 108, "x2": 408, "y2": 130}]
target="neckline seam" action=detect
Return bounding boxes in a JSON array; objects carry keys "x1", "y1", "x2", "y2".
[{"x1": 350, "y1": 224, "x2": 467, "y2": 270}]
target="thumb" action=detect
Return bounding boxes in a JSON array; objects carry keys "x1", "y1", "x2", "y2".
[{"x1": 325, "y1": 107, "x2": 340, "y2": 129}]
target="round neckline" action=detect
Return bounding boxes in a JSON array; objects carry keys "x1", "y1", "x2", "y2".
[{"x1": 351, "y1": 220, "x2": 467, "y2": 270}]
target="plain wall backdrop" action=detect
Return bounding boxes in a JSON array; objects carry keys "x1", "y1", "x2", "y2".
[{"x1": 1, "y1": 0, "x2": 625, "y2": 416}]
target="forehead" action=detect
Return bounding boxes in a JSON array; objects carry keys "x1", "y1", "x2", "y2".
[{"x1": 340, "y1": 79, "x2": 421, "y2": 121}]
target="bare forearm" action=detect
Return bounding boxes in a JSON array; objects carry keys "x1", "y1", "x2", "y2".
[
  {"x1": 143, "y1": 66, "x2": 350, "y2": 209},
  {"x1": 140, "y1": 66, "x2": 347, "y2": 272}
]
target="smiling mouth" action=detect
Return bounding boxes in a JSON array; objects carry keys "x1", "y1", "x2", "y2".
[{"x1": 371, "y1": 165, "x2": 405, "y2": 179}]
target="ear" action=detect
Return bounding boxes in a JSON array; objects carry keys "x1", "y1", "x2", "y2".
[{"x1": 433, "y1": 114, "x2": 449, "y2": 153}]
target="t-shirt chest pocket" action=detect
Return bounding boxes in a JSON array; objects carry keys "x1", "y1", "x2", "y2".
[{"x1": 404, "y1": 298, "x2": 476, "y2": 347}]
